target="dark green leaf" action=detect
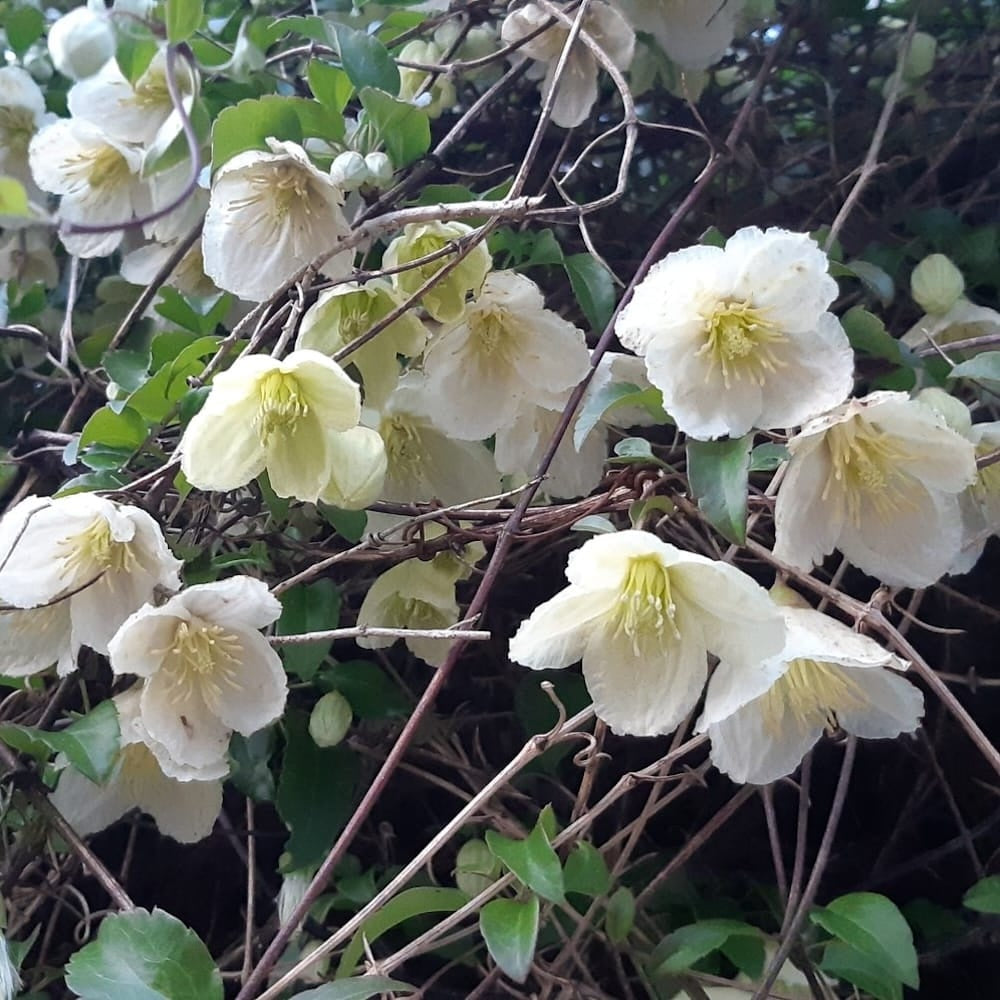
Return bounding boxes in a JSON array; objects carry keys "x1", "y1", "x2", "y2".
[
  {"x1": 749, "y1": 442, "x2": 789, "y2": 472},
  {"x1": 316, "y1": 660, "x2": 409, "y2": 719},
  {"x1": 574, "y1": 381, "x2": 640, "y2": 451},
  {"x1": 358, "y1": 88, "x2": 430, "y2": 167},
  {"x1": 265, "y1": 15, "x2": 332, "y2": 46},
  {"x1": 292, "y1": 978, "x2": 415, "y2": 1000},
  {"x1": 228, "y1": 730, "x2": 275, "y2": 802},
  {"x1": 276, "y1": 713, "x2": 357, "y2": 869},
  {"x1": 308, "y1": 60, "x2": 353, "y2": 113},
  {"x1": 604, "y1": 887, "x2": 635, "y2": 945},
  {"x1": 319, "y1": 505, "x2": 368, "y2": 543},
  {"x1": 820, "y1": 940, "x2": 902, "y2": 1000},
  {"x1": 564, "y1": 254, "x2": 616, "y2": 332},
  {"x1": 6, "y1": 6, "x2": 45, "y2": 57},
  {"x1": 686, "y1": 435, "x2": 752, "y2": 544},
  {"x1": 810, "y1": 892, "x2": 918, "y2": 988},
  {"x1": 103, "y1": 349, "x2": 151, "y2": 393},
  {"x1": 569, "y1": 515, "x2": 617, "y2": 535},
  {"x1": 841, "y1": 306, "x2": 905, "y2": 363},
  {"x1": 486, "y1": 814, "x2": 565, "y2": 904},
  {"x1": 331, "y1": 24, "x2": 400, "y2": 93},
  {"x1": 648, "y1": 919, "x2": 761, "y2": 978},
  {"x1": 563, "y1": 842, "x2": 611, "y2": 898},
  {"x1": 479, "y1": 896, "x2": 539, "y2": 984},
  {"x1": 950, "y1": 351, "x2": 1000, "y2": 386},
  {"x1": 963, "y1": 875, "x2": 1000, "y2": 914},
  {"x1": 65, "y1": 908, "x2": 222, "y2": 1000},
  {"x1": 277, "y1": 579, "x2": 341, "y2": 680},
  {"x1": 78, "y1": 406, "x2": 148, "y2": 451},
  {"x1": 165, "y1": 0, "x2": 203, "y2": 43},
  {"x1": 336, "y1": 887, "x2": 467, "y2": 977}
]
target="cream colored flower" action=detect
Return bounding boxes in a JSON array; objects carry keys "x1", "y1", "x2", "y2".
[
  {"x1": 28, "y1": 117, "x2": 146, "y2": 257},
  {"x1": 202, "y1": 139, "x2": 352, "y2": 302},
  {"x1": 501, "y1": 1, "x2": 635, "y2": 128},
  {"x1": 382, "y1": 221, "x2": 492, "y2": 324},
  {"x1": 0, "y1": 603, "x2": 74, "y2": 677},
  {"x1": 423, "y1": 270, "x2": 590, "y2": 441},
  {"x1": 295, "y1": 278, "x2": 428, "y2": 409},
  {"x1": 108, "y1": 576, "x2": 286, "y2": 769},
  {"x1": 773, "y1": 391, "x2": 978, "y2": 587},
  {"x1": 48, "y1": 6, "x2": 115, "y2": 81},
  {"x1": 902, "y1": 298, "x2": 1000, "y2": 357},
  {"x1": 700, "y1": 599, "x2": 923, "y2": 785},
  {"x1": 509, "y1": 530, "x2": 785, "y2": 736},
  {"x1": 397, "y1": 40, "x2": 456, "y2": 118},
  {"x1": 615, "y1": 226, "x2": 853, "y2": 439},
  {"x1": 618, "y1": 0, "x2": 742, "y2": 70},
  {"x1": 910, "y1": 253, "x2": 964, "y2": 315},
  {"x1": 50, "y1": 687, "x2": 225, "y2": 843},
  {"x1": 0, "y1": 494, "x2": 182, "y2": 657},
  {"x1": 319, "y1": 426, "x2": 387, "y2": 510},
  {"x1": 179, "y1": 349, "x2": 362, "y2": 503},
  {"x1": 0, "y1": 66, "x2": 55, "y2": 192}
]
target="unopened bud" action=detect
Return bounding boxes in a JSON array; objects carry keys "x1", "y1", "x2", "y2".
[
  {"x1": 329, "y1": 150, "x2": 368, "y2": 191},
  {"x1": 364, "y1": 152, "x2": 394, "y2": 188},
  {"x1": 48, "y1": 7, "x2": 114, "y2": 81},
  {"x1": 911, "y1": 253, "x2": 964, "y2": 314},
  {"x1": 903, "y1": 32, "x2": 936, "y2": 81},
  {"x1": 308, "y1": 691, "x2": 352, "y2": 748}
]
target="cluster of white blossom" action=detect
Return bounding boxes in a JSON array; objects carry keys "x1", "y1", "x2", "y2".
[{"x1": 0, "y1": 495, "x2": 286, "y2": 842}]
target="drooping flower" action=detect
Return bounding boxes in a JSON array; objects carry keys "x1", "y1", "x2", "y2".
[
  {"x1": 50, "y1": 687, "x2": 225, "y2": 843},
  {"x1": 773, "y1": 391, "x2": 978, "y2": 587},
  {"x1": 615, "y1": 226, "x2": 854, "y2": 439},
  {"x1": 0, "y1": 67, "x2": 55, "y2": 193},
  {"x1": 381, "y1": 221, "x2": 492, "y2": 324},
  {"x1": 107, "y1": 575, "x2": 286, "y2": 769},
  {"x1": 0, "y1": 494, "x2": 182, "y2": 658},
  {"x1": 319, "y1": 426, "x2": 387, "y2": 510},
  {"x1": 500, "y1": 1, "x2": 635, "y2": 129},
  {"x1": 509, "y1": 530, "x2": 785, "y2": 736},
  {"x1": 397, "y1": 40, "x2": 457, "y2": 118},
  {"x1": 423, "y1": 270, "x2": 590, "y2": 441},
  {"x1": 618, "y1": 0, "x2": 742, "y2": 71},
  {"x1": 179, "y1": 349, "x2": 363, "y2": 503},
  {"x1": 356, "y1": 538, "x2": 484, "y2": 667},
  {"x1": 902, "y1": 298, "x2": 1000, "y2": 358},
  {"x1": 47, "y1": 6, "x2": 115, "y2": 81},
  {"x1": 700, "y1": 594, "x2": 923, "y2": 785},
  {"x1": 201, "y1": 139, "x2": 352, "y2": 302},
  {"x1": 0, "y1": 603, "x2": 74, "y2": 678},
  {"x1": 28, "y1": 117, "x2": 146, "y2": 257},
  {"x1": 295, "y1": 278, "x2": 428, "y2": 409}
]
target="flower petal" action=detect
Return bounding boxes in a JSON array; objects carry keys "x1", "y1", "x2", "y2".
[{"x1": 509, "y1": 586, "x2": 615, "y2": 671}]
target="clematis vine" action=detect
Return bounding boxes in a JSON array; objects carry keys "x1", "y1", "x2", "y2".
[
  {"x1": 107, "y1": 575, "x2": 286, "y2": 769},
  {"x1": 509, "y1": 530, "x2": 785, "y2": 736},
  {"x1": 615, "y1": 226, "x2": 854, "y2": 439}
]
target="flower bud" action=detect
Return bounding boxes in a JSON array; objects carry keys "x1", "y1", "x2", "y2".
[
  {"x1": 455, "y1": 838, "x2": 501, "y2": 897},
  {"x1": 911, "y1": 253, "x2": 964, "y2": 315},
  {"x1": 308, "y1": 691, "x2": 352, "y2": 748},
  {"x1": 364, "y1": 152, "x2": 394, "y2": 188},
  {"x1": 903, "y1": 31, "x2": 936, "y2": 81},
  {"x1": 329, "y1": 150, "x2": 368, "y2": 191},
  {"x1": 48, "y1": 7, "x2": 114, "y2": 81}
]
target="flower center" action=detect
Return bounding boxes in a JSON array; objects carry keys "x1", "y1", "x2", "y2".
[
  {"x1": 821, "y1": 415, "x2": 918, "y2": 526},
  {"x1": 696, "y1": 301, "x2": 787, "y2": 389},
  {"x1": 388, "y1": 595, "x2": 450, "y2": 630},
  {"x1": 158, "y1": 617, "x2": 243, "y2": 708},
  {"x1": 615, "y1": 555, "x2": 680, "y2": 654},
  {"x1": 381, "y1": 415, "x2": 423, "y2": 481},
  {"x1": 60, "y1": 516, "x2": 135, "y2": 582},
  {"x1": 471, "y1": 308, "x2": 513, "y2": 359},
  {"x1": 268, "y1": 163, "x2": 316, "y2": 220},
  {"x1": 64, "y1": 142, "x2": 132, "y2": 193},
  {"x1": 0, "y1": 106, "x2": 37, "y2": 157},
  {"x1": 760, "y1": 658, "x2": 867, "y2": 736},
  {"x1": 256, "y1": 371, "x2": 308, "y2": 443}
]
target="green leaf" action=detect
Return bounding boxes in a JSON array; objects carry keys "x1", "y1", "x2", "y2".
[
  {"x1": 116, "y1": 36, "x2": 159, "y2": 85},
  {"x1": 563, "y1": 842, "x2": 611, "y2": 898},
  {"x1": 6, "y1": 6, "x2": 45, "y2": 57},
  {"x1": 479, "y1": 896, "x2": 539, "y2": 984},
  {"x1": 65, "y1": 907, "x2": 223, "y2": 1000},
  {"x1": 486, "y1": 814, "x2": 565, "y2": 904},
  {"x1": 810, "y1": 892, "x2": 918, "y2": 989},
  {"x1": 228, "y1": 729, "x2": 275, "y2": 802},
  {"x1": 0, "y1": 700, "x2": 120, "y2": 784},
  {"x1": 950, "y1": 351, "x2": 1000, "y2": 387},
  {"x1": 820, "y1": 941, "x2": 902, "y2": 1000},
  {"x1": 686, "y1": 435, "x2": 752, "y2": 544},
  {"x1": 103, "y1": 349, "x2": 151, "y2": 393},
  {"x1": 292, "y1": 978, "x2": 415, "y2": 1000},
  {"x1": 320, "y1": 505, "x2": 367, "y2": 543},
  {"x1": 604, "y1": 887, "x2": 635, "y2": 945},
  {"x1": 0, "y1": 177, "x2": 31, "y2": 218},
  {"x1": 78, "y1": 406, "x2": 149, "y2": 451},
  {"x1": 841, "y1": 305, "x2": 906, "y2": 363},
  {"x1": 336, "y1": 887, "x2": 467, "y2": 978},
  {"x1": 276, "y1": 713, "x2": 357, "y2": 869},
  {"x1": 963, "y1": 875, "x2": 1000, "y2": 914},
  {"x1": 570, "y1": 514, "x2": 617, "y2": 535},
  {"x1": 749, "y1": 442, "x2": 789, "y2": 472},
  {"x1": 265, "y1": 15, "x2": 332, "y2": 46},
  {"x1": 308, "y1": 60, "x2": 353, "y2": 113},
  {"x1": 125, "y1": 335, "x2": 220, "y2": 424},
  {"x1": 276, "y1": 579, "x2": 341, "y2": 681},
  {"x1": 316, "y1": 660, "x2": 409, "y2": 719},
  {"x1": 648, "y1": 919, "x2": 762, "y2": 978},
  {"x1": 564, "y1": 254, "x2": 616, "y2": 332},
  {"x1": 574, "y1": 381, "x2": 639, "y2": 451},
  {"x1": 331, "y1": 24, "x2": 400, "y2": 93},
  {"x1": 358, "y1": 88, "x2": 430, "y2": 168},
  {"x1": 165, "y1": 0, "x2": 203, "y2": 43}
]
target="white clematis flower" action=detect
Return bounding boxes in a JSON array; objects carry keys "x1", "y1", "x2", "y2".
[
  {"x1": 509, "y1": 530, "x2": 785, "y2": 736},
  {"x1": 319, "y1": 425, "x2": 387, "y2": 511},
  {"x1": 108, "y1": 575, "x2": 286, "y2": 769},
  {"x1": 179, "y1": 349, "x2": 362, "y2": 503},
  {"x1": 0, "y1": 603, "x2": 74, "y2": 678},
  {"x1": 0, "y1": 67, "x2": 56, "y2": 192},
  {"x1": 773, "y1": 391, "x2": 978, "y2": 588},
  {"x1": 28, "y1": 117, "x2": 147, "y2": 257},
  {"x1": 618, "y1": 0, "x2": 742, "y2": 70},
  {"x1": 501, "y1": 1, "x2": 635, "y2": 129},
  {"x1": 700, "y1": 597, "x2": 923, "y2": 785},
  {"x1": 202, "y1": 139, "x2": 352, "y2": 302},
  {"x1": 48, "y1": 6, "x2": 115, "y2": 81},
  {"x1": 949, "y1": 421, "x2": 1000, "y2": 576},
  {"x1": 295, "y1": 278, "x2": 428, "y2": 409},
  {"x1": 0, "y1": 494, "x2": 182, "y2": 658},
  {"x1": 423, "y1": 270, "x2": 590, "y2": 441},
  {"x1": 902, "y1": 298, "x2": 1000, "y2": 358},
  {"x1": 51, "y1": 687, "x2": 225, "y2": 843},
  {"x1": 615, "y1": 227, "x2": 854, "y2": 439}
]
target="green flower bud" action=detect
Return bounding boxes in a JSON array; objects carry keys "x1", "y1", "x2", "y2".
[
  {"x1": 454, "y1": 838, "x2": 501, "y2": 897},
  {"x1": 903, "y1": 32, "x2": 936, "y2": 81},
  {"x1": 308, "y1": 691, "x2": 352, "y2": 748},
  {"x1": 911, "y1": 253, "x2": 964, "y2": 314}
]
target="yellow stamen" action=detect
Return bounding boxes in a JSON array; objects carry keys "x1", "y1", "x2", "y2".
[
  {"x1": 157, "y1": 618, "x2": 243, "y2": 707},
  {"x1": 696, "y1": 301, "x2": 787, "y2": 389},
  {"x1": 614, "y1": 555, "x2": 680, "y2": 655},
  {"x1": 255, "y1": 371, "x2": 308, "y2": 443},
  {"x1": 381, "y1": 415, "x2": 423, "y2": 481},
  {"x1": 63, "y1": 142, "x2": 132, "y2": 192},
  {"x1": 760, "y1": 657, "x2": 868, "y2": 736},
  {"x1": 60, "y1": 516, "x2": 135, "y2": 579}
]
